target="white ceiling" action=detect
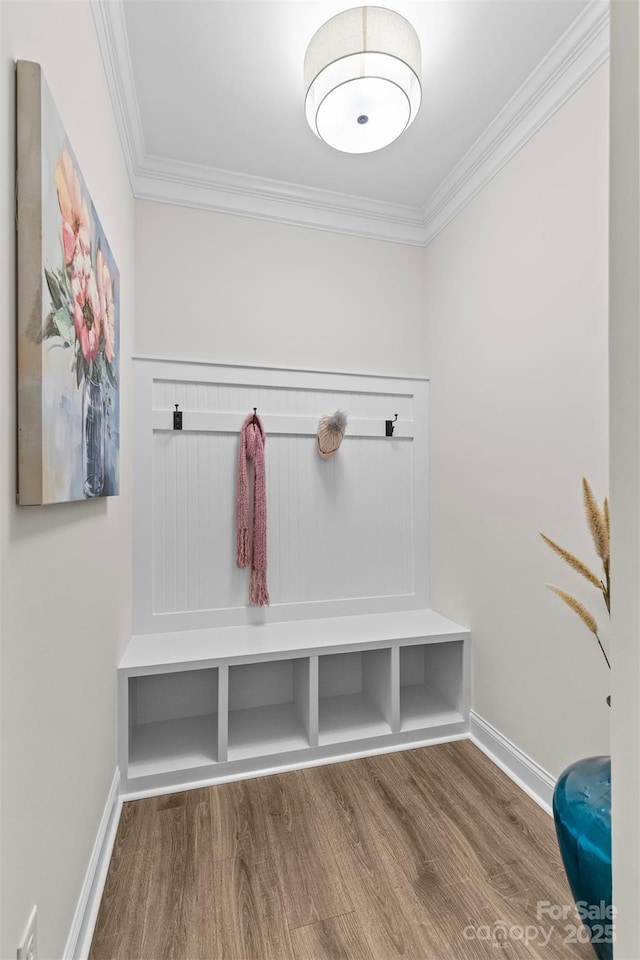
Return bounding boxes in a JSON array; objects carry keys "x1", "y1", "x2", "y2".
[{"x1": 93, "y1": 0, "x2": 610, "y2": 243}]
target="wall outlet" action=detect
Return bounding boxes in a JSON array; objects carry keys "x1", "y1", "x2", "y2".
[{"x1": 17, "y1": 906, "x2": 37, "y2": 960}]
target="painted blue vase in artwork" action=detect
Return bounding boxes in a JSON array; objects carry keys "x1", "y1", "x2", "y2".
[
  {"x1": 82, "y1": 375, "x2": 105, "y2": 498},
  {"x1": 553, "y1": 756, "x2": 613, "y2": 960}
]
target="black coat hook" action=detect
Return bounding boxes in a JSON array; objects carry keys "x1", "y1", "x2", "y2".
[
  {"x1": 252, "y1": 407, "x2": 258, "y2": 424},
  {"x1": 173, "y1": 404, "x2": 183, "y2": 430},
  {"x1": 385, "y1": 414, "x2": 398, "y2": 437}
]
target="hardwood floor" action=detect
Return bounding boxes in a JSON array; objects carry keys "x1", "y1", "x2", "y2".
[{"x1": 90, "y1": 741, "x2": 594, "y2": 959}]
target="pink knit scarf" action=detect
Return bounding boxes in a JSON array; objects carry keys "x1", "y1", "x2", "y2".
[{"x1": 236, "y1": 412, "x2": 269, "y2": 606}]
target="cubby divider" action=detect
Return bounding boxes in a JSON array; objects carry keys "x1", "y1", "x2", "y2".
[{"x1": 217, "y1": 665, "x2": 229, "y2": 763}]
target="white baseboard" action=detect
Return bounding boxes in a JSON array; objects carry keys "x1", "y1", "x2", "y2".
[
  {"x1": 469, "y1": 710, "x2": 556, "y2": 815},
  {"x1": 64, "y1": 768, "x2": 123, "y2": 960}
]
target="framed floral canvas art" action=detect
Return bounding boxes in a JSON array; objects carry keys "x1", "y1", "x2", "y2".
[{"x1": 16, "y1": 61, "x2": 119, "y2": 504}]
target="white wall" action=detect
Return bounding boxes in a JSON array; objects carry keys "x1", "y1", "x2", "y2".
[
  {"x1": 425, "y1": 64, "x2": 610, "y2": 777},
  {"x1": 0, "y1": 3, "x2": 134, "y2": 957},
  {"x1": 135, "y1": 201, "x2": 427, "y2": 376},
  {"x1": 609, "y1": 1, "x2": 640, "y2": 954}
]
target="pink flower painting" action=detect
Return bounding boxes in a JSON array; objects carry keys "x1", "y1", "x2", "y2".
[
  {"x1": 38, "y1": 106, "x2": 119, "y2": 498},
  {"x1": 17, "y1": 63, "x2": 120, "y2": 504}
]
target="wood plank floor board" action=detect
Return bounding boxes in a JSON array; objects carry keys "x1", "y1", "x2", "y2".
[
  {"x1": 209, "y1": 776, "x2": 271, "y2": 864},
  {"x1": 303, "y1": 761, "x2": 430, "y2": 959},
  {"x1": 247, "y1": 860, "x2": 295, "y2": 960},
  {"x1": 398, "y1": 748, "x2": 557, "y2": 883},
  {"x1": 360, "y1": 749, "x2": 499, "y2": 894},
  {"x1": 290, "y1": 913, "x2": 376, "y2": 960},
  {"x1": 91, "y1": 742, "x2": 597, "y2": 960},
  {"x1": 507, "y1": 799, "x2": 565, "y2": 871},
  {"x1": 423, "y1": 751, "x2": 571, "y2": 903},
  {"x1": 357, "y1": 751, "x2": 465, "y2": 887},
  {"x1": 258, "y1": 769, "x2": 353, "y2": 930},
  {"x1": 181, "y1": 800, "x2": 217, "y2": 960},
  {"x1": 157, "y1": 787, "x2": 213, "y2": 809},
  {"x1": 208, "y1": 858, "x2": 295, "y2": 960},
  {"x1": 111, "y1": 797, "x2": 158, "y2": 860},
  {"x1": 138, "y1": 806, "x2": 189, "y2": 958},
  {"x1": 88, "y1": 853, "x2": 152, "y2": 960},
  {"x1": 432, "y1": 739, "x2": 527, "y2": 807},
  {"x1": 177, "y1": 800, "x2": 259, "y2": 959},
  {"x1": 407, "y1": 742, "x2": 553, "y2": 858}
]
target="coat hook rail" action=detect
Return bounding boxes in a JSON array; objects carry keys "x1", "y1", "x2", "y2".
[{"x1": 154, "y1": 410, "x2": 415, "y2": 439}]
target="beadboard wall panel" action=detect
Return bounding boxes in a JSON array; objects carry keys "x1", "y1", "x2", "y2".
[{"x1": 134, "y1": 358, "x2": 428, "y2": 633}]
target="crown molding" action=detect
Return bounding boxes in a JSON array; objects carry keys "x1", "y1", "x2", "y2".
[
  {"x1": 92, "y1": 0, "x2": 610, "y2": 248},
  {"x1": 91, "y1": 0, "x2": 146, "y2": 188},
  {"x1": 136, "y1": 154, "x2": 427, "y2": 244},
  {"x1": 421, "y1": 0, "x2": 610, "y2": 245}
]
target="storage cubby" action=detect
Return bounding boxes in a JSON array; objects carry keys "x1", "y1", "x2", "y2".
[
  {"x1": 399, "y1": 641, "x2": 465, "y2": 731},
  {"x1": 128, "y1": 668, "x2": 219, "y2": 777},
  {"x1": 319, "y1": 648, "x2": 392, "y2": 744},
  {"x1": 227, "y1": 658, "x2": 311, "y2": 759}
]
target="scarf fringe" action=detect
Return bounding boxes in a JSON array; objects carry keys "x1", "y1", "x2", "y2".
[{"x1": 250, "y1": 569, "x2": 270, "y2": 607}]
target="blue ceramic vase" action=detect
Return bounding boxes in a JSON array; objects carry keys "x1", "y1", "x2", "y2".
[{"x1": 553, "y1": 756, "x2": 612, "y2": 960}]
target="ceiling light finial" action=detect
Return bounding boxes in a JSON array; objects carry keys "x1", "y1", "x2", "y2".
[{"x1": 304, "y1": 6, "x2": 422, "y2": 154}]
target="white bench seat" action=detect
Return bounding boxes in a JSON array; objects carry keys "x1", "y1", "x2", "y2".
[{"x1": 118, "y1": 608, "x2": 471, "y2": 798}]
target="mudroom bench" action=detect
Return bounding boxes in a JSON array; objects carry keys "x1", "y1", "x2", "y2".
[{"x1": 118, "y1": 609, "x2": 471, "y2": 797}]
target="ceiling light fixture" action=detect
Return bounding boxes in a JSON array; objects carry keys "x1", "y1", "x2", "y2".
[{"x1": 304, "y1": 6, "x2": 422, "y2": 154}]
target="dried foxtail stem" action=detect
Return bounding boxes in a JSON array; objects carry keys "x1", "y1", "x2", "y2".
[
  {"x1": 597, "y1": 634, "x2": 612, "y2": 670},
  {"x1": 546, "y1": 585, "x2": 611, "y2": 669},
  {"x1": 602, "y1": 495, "x2": 611, "y2": 614},
  {"x1": 546, "y1": 585, "x2": 599, "y2": 635},
  {"x1": 582, "y1": 477, "x2": 608, "y2": 563},
  {"x1": 539, "y1": 533, "x2": 602, "y2": 590},
  {"x1": 543, "y1": 481, "x2": 611, "y2": 681}
]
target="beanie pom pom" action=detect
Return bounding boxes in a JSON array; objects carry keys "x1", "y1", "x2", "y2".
[{"x1": 326, "y1": 410, "x2": 348, "y2": 433}]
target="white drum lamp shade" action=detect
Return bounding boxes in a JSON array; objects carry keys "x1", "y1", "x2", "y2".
[{"x1": 304, "y1": 6, "x2": 422, "y2": 154}]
